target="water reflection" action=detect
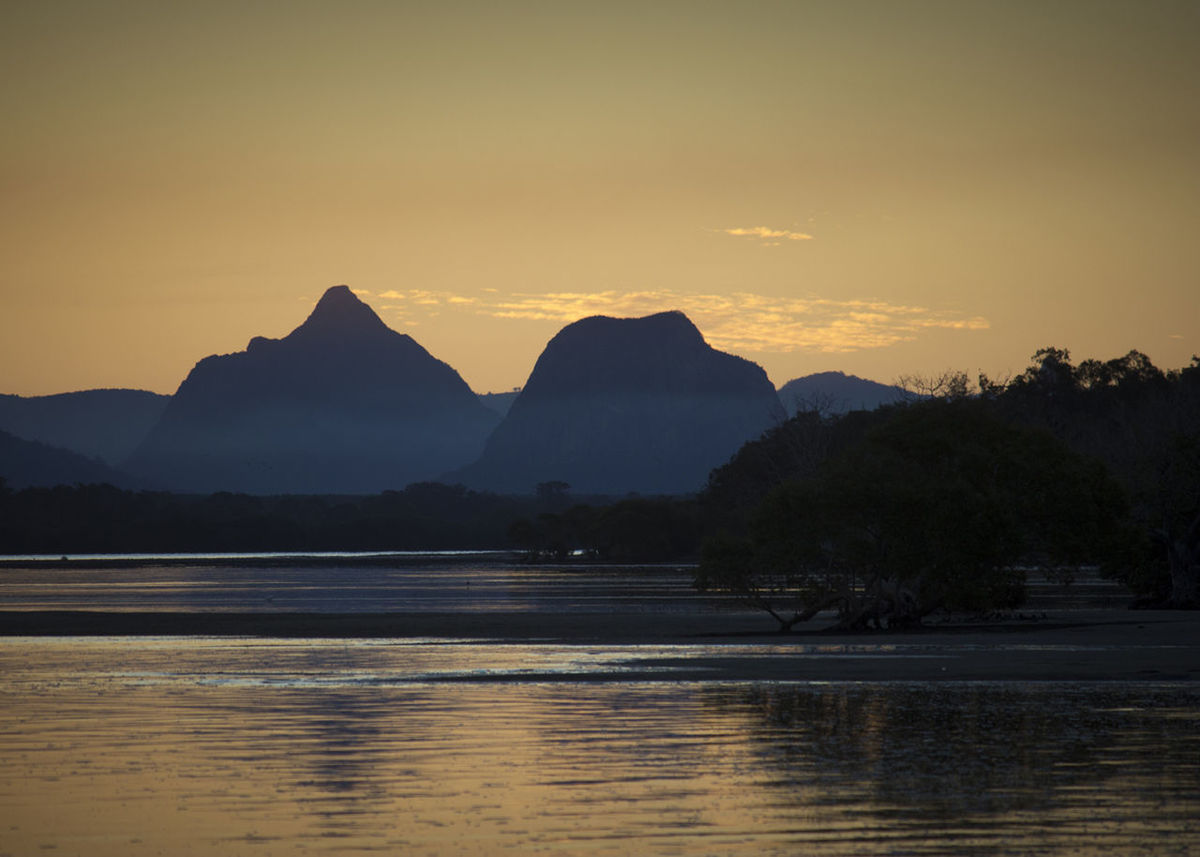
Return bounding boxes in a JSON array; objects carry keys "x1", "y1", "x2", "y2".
[
  {"x1": 0, "y1": 562, "x2": 722, "y2": 614},
  {"x1": 1, "y1": 639, "x2": 1197, "y2": 856},
  {"x1": 711, "y1": 684, "x2": 1200, "y2": 838}
]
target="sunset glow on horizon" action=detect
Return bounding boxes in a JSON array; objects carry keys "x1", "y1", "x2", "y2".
[{"x1": 2, "y1": 1, "x2": 1197, "y2": 396}]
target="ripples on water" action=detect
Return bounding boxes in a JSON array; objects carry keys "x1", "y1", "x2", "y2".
[
  {"x1": 1, "y1": 637, "x2": 1197, "y2": 856},
  {"x1": 0, "y1": 562, "x2": 723, "y2": 614}
]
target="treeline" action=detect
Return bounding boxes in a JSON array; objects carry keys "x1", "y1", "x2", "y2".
[
  {"x1": 505, "y1": 495, "x2": 704, "y2": 562},
  {"x1": 0, "y1": 482, "x2": 540, "y2": 553},
  {"x1": 0, "y1": 477, "x2": 701, "y2": 559},
  {"x1": 697, "y1": 349, "x2": 1200, "y2": 625}
]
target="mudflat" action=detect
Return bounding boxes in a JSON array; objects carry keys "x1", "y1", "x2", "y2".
[{"x1": 1, "y1": 607, "x2": 1196, "y2": 683}]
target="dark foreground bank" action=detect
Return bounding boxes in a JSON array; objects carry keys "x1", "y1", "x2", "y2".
[{"x1": 2, "y1": 608, "x2": 1196, "y2": 683}]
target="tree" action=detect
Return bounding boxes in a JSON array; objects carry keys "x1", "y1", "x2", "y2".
[
  {"x1": 536, "y1": 480, "x2": 571, "y2": 505},
  {"x1": 592, "y1": 497, "x2": 700, "y2": 561},
  {"x1": 697, "y1": 399, "x2": 1125, "y2": 630},
  {"x1": 702, "y1": 406, "x2": 880, "y2": 538},
  {"x1": 1002, "y1": 349, "x2": 1199, "y2": 608}
]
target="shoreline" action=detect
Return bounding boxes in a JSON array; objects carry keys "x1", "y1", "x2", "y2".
[
  {"x1": 3, "y1": 608, "x2": 1197, "y2": 683},
  {"x1": 0, "y1": 606, "x2": 1171, "y2": 638}
]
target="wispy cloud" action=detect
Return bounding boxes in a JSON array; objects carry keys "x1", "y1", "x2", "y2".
[
  {"x1": 720, "y1": 225, "x2": 814, "y2": 244},
  {"x1": 372, "y1": 287, "x2": 988, "y2": 354},
  {"x1": 379, "y1": 288, "x2": 443, "y2": 305}
]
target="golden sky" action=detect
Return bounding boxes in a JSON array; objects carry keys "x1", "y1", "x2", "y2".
[{"x1": 2, "y1": 0, "x2": 1197, "y2": 396}]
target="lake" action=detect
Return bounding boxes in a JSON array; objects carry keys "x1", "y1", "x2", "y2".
[{"x1": 1, "y1": 558, "x2": 1197, "y2": 855}]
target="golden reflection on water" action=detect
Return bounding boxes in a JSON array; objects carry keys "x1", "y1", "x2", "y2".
[{"x1": 1, "y1": 639, "x2": 1198, "y2": 856}]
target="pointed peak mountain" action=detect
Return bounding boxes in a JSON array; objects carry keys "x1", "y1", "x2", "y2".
[
  {"x1": 287, "y1": 285, "x2": 392, "y2": 342},
  {"x1": 128, "y1": 283, "x2": 499, "y2": 493}
]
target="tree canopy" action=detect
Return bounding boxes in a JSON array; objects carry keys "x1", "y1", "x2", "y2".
[{"x1": 697, "y1": 398, "x2": 1126, "y2": 630}]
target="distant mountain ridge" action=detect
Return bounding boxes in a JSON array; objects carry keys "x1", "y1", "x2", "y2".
[
  {"x1": 478, "y1": 390, "x2": 520, "y2": 418},
  {"x1": 0, "y1": 428, "x2": 134, "y2": 490},
  {"x1": 125, "y1": 285, "x2": 500, "y2": 494},
  {"x1": 455, "y1": 311, "x2": 785, "y2": 495},
  {"x1": 0, "y1": 388, "x2": 168, "y2": 464},
  {"x1": 777, "y1": 371, "x2": 905, "y2": 415},
  {"x1": 3, "y1": 291, "x2": 908, "y2": 497}
]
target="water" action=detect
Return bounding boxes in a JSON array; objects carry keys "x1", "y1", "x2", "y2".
[
  {"x1": 1, "y1": 559, "x2": 1198, "y2": 855},
  {"x1": 0, "y1": 559, "x2": 723, "y2": 614},
  {"x1": 1, "y1": 640, "x2": 1197, "y2": 856},
  {"x1": 0, "y1": 551, "x2": 501, "y2": 563}
]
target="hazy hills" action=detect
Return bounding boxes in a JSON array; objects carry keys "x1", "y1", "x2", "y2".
[
  {"x1": 454, "y1": 311, "x2": 785, "y2": 495},
  {"x1": 0, "y1": 428, "x2": 132, "y2": 490},
  {"x1": 3, "y1": 288, "x2": 904, "y2": 496},
  {"x1": 777, "y1": 371, "x2": 905, "y2": 416},
  {"x1": 478, "y1": 390, "x2": 520, "y2": 419},
  {"x1": 0, "y1": 389, "x2": 168, "y2": 465}
]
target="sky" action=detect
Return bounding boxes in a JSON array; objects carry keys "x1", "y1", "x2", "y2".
[{"x1": 2, "y1": 0, "x2": 1197, "y2": 396}]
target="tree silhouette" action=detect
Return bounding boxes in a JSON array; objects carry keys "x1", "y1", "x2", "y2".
[{"x1": 697, "y1": 399, "x2": 1124, "y2": 630}]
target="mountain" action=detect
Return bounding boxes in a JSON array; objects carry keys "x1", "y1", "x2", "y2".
[
  {"x1": 125, "y1": 285, "x2": 500, "y2": 494},
  {"x1": 0, "y1": 428, "x2": 133, "y2": 490},
  {"x1": 478, "y1": 390, "x2": 520, "y2": 418},
  {"x1": 777, "y1": 371, "x2": 905, "y2": 416},
  {"x1": 455, "y1": 311, "x2": 785, "y2": 495},
  {"x1": 0, "y1": 389, "x2": 169, "y2": 465}
]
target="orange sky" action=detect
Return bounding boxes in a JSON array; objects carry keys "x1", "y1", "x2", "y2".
[{"x1": 2, "y1": 1, "x2": 1197, "y2": 396}]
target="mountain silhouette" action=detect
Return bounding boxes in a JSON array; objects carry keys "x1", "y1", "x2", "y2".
[
  {"x1": 0, "y1": 428, "x2": 134, "y2": 490},
  {"x1": 777, "y1": 371, "x2": 905, "y2": 415},
  {"x1": 454, "y1": 311, "x2": 785, "y2": 495},
  {"x1": 478, "y1": 390, "x2": 520, "y2": 418},
  {"x1": 125, "y1": 285, "x2": 499, "y2": 494},
  {"x1": 0, "y1": 389, "x2": 169, "y2": 465}
]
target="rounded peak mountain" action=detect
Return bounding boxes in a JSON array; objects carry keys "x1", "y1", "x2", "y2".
[
  {"x1": 521, "y1": 309, "x2": 768, "y2": 398},
  {"x1": 554, "y1": 310, "x2": 705, "y2": 349},
  {"x1": 457, "y1": 309, "x2": 785, "y2": 495}
]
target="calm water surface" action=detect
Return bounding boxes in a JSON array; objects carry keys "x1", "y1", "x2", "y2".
[
  {"x1": 1, "y1": 637, "x2": 1197, "y2": 856},
  {"x1": 1, "y1": 560, "x2": 1197, "y2": 855},
  {"x1": 0, "y1": 560, "x2": 723, "y2": 614}
]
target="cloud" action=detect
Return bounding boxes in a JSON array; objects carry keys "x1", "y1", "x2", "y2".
[
  {"x1": 697, "y1": 295, "x2": 989, "y2": 354},
  {"x1": 378, "y1": 288, "x2": 443, "y2": 305},
  {"x1": 372, "y1": 287, "x2": 989, "y2": 355},
  {"x1": 721, "y1": 226, "x2": 814, "y2": 243}
]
